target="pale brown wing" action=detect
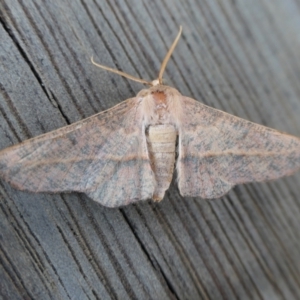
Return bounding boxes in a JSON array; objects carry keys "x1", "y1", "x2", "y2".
[
  {"x1": 0, "y1": 98, "x2": 156, "y2": 207},
  {"x1": 177, "y1": 97, "x2": 300, "y2": 199}
]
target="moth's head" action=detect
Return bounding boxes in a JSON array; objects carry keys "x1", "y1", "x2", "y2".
[{"x1": 151, "y1": 79, "x2": 160, "y2": 86}]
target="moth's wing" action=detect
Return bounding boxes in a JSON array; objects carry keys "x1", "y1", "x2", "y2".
[
  {"x1": 177, "y1": 97, "x2": 300, "y2": 199},
  {"x1": 0, "y1": 98, "x2": 156, "y2": 207}
]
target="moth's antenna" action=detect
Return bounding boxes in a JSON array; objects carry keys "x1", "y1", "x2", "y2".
[
  {"x1": 91, "y1": 26, "x2": 182, "y2": 86},
  {"x1": 158, "y1": 26, "x2": 182, "y2": 85},
  {"x1": 91, "y1": 57, "x2": 153, "y2": 86}
]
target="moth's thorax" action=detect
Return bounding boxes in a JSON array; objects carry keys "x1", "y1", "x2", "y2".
[{"x1": 138, "y1": 85, "x2": 183, "y2": 126}]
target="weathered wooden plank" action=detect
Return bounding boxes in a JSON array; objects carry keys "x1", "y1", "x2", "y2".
[{"x1": 1, "y1": 0, "x2": 300, "y2": 299}]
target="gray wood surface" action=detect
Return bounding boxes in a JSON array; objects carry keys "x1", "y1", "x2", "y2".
[{"x1": 1, "y1": 0, "x2": 300, "y2": 299}]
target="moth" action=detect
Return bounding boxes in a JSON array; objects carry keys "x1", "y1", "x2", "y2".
[{"x1": 1, "y1": 27, "x2": 300, "y2": 207}]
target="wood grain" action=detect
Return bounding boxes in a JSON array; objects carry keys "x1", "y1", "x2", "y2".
[{"x1": 1, "y1": 0, "x2": 300, "y2": 299}]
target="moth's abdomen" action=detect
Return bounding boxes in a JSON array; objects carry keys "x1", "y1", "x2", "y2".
[{"x1": 147, "y1": 124, "x2": 177, "y2": 201}]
